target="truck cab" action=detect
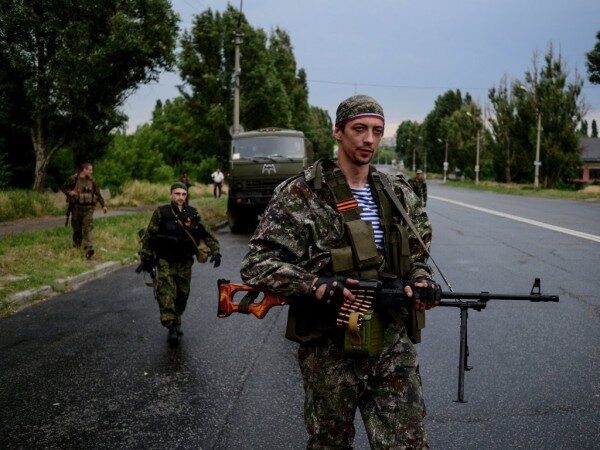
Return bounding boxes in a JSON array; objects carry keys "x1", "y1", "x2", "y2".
[{"x1": 227, "y1": 128, "x2": 313, "y2": 233}]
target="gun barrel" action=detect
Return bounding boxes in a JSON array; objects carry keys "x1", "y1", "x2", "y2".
[
  {"x1": 440, "y1": 291, "x2": 559, "y2": 302},
  {"x1": 134, "y1": 262, "x2": 144, "y2": 274}
]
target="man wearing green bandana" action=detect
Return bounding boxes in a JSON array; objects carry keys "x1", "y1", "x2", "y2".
[
  {"x1": 139, "y1": 182, "x2": 221, "y2": 344},
  {"x1": 241, "y1": 95, "x2": 440, "y2": 448}
]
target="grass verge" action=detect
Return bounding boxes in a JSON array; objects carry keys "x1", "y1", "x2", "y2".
[
  {"x1": 0, "y1": 196, "x2": 226, "y2": 317},
  {"x1": 443, "y1": 180, "x2": 600, "y2": 201}
]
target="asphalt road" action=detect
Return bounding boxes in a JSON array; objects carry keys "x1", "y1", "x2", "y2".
[{"x1": 1, "y1": 182, "x2": 599, "y2": 449}]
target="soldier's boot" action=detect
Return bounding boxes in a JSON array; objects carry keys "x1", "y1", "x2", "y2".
[
  {"x1": 167, "y1": 324, "x2": 179, "y2": 345},
  {"x1": 85, "y1": 248, "x2": 95, "y2": 259}
]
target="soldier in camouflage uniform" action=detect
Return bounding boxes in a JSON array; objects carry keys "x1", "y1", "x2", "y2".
[
  {"x1": 139, "y1": 182, "x2": 221, "y2": 345},
  {"x1": 61, "y1": 163, "x2": 107, "y2": 259},
  {"x1": 241, "y1": 95, "x2": 441, "y2": 449},
  {"x1": 409, "y1": 169, "x2": 428, "y2": 208}
]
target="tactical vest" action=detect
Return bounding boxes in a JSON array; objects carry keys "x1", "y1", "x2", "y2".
[
  {"x1": 152, "y1": 204, "x2": 200, "y2": 260},
  {"x1": 74, "y1": 177, "x2": 96, "y2": 205},
  {"x1": 285, "y1": 160, "x2": 425, "y2": 345}
]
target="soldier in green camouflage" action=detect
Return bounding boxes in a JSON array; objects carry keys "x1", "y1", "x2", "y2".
[
  {"x1": 139, "y1": 182, "x2": 221, "y2": 345},
  {"x1": 61, "y1": 163, "x2": 107, "y2": 259},
  {"x1": 241, "y1": 95, "x2": 441, "y2": 449},
  {"x1": 409, "y1": 169, "x2": 428, "y2": 207}
]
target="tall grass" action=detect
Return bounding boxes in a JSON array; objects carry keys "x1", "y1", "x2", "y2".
[
  {"x1": 0, "y1": 189, "x2": 65, "y2": 222},
  {"x1": 0, "y1": 180, "x2": 226, "y2": 222}
]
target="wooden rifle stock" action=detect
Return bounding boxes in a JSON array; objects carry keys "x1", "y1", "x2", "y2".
[{"x1": 217, "y1": 279, "x2": 288, "y2": 319}]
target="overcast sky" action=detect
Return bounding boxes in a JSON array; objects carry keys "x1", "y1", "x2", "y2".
[{"x1": 123, "y1": 0, "x2": 600, "y2": 137}]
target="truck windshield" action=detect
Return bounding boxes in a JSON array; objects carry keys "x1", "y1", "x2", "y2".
[{"x1": 232, "y1": 136, "x2": 305, "y2": 159}]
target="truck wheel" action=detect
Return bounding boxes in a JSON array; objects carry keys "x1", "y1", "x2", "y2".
[{"x1": 228, "y1": 209, "x2": 246, "y2": 234}]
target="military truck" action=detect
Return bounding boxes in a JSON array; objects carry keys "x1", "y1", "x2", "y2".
[{"x1": 227, "y1": 128, "x2": 313, "y2": 233}]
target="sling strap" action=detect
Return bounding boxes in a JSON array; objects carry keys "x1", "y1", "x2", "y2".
[{"x1": 378, "y1": 173, "x2": 453, "y2": 291}]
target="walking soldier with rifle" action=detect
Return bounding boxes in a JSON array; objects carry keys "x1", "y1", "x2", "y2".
[
  {"x1": 240, "y1": 95, "x2": 441, "y2": 449},
  {"x1": 138, "y1": 182, "x2": 221, "y2": 345},
  {"x1": 61, "y1": 162, "x2": 107, "y2": 259}
]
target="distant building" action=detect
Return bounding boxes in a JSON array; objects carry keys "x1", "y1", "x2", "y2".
[{"x1": 580, "y1": 138, "x2": 600, "y2": 182}]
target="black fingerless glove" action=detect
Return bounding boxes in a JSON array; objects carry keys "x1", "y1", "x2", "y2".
[
  {"x1": 210, "y1": 253, "x2": 221, "y2": 268},
  {"x1": 311, "y1": 276, "x2": 346, "y2": 306},
  {"x1": 410, "y1": 278, "x2": 442, "y2": 304}
]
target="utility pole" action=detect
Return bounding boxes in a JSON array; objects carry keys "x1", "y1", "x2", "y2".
[
  {"x1": 518, "y1": 82, "x2": 542, "y2": 188},
  {"x1": 534, "y1": 110, "x2": 541, "y2": 188},
  {"x1": 232, "y1": 29, "x2": 243, "y2": 136},
  {"x1": 443, "y1": 140, "x2": 448, "y2": 183},
  {"x1": 475, "y1": 130, "x2": 480, "y2": 184},
  {"x1": 232, "y1": 0, "x2": 244, "y2": 136}
]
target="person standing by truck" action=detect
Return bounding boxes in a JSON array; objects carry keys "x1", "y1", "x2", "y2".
[{"x1": 211, "y1": 168, "x2": 225, "y2": 199}]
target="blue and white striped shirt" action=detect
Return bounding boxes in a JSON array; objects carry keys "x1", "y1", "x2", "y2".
[{"x1": 350, "y1": 184, "x2": 384, "y2": 249}]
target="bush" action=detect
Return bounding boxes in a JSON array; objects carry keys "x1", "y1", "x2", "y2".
[
  {"x1": 193, "y1": 156, "x2": 219, "y2": 184},
  {"x1": 0, "y1": 189, "x2": 64, "y2": 222}
]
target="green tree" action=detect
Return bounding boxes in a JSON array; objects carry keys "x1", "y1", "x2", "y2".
[
  {"x1": 421, "y1": 90, "x2": 467, "y2": 172},
  {"x1": 514, "y1": 46, "x2": 584, "y2": 187},
  {"x1": 178, "y1": 6, "x2": 313, "y2": 165},
  {"x1": 592, "y1": 120, "x2": 598, "y2": 138},
  {"x1": 394, "y1": 121, "x2": 421, "y2": 169},
  {"x1": 306, "y1": 106, "x2": 335, "y2": 160},
  {"x1": 488, "y1": 76, "x2": 531, "y2": 182},
  {"x1": 0, "y1": 150, "x2": 11, "y2": 188},
  {"x1": 441, "y1": 102, "x2": 490, "y2": 179},
  {"x1": 586, "y1": 30, "x2": 600, "y2": 84},
  {"x1": 580, "y1": 120, "x2": 589, "y2": 136},
  {"x1": 0, "y1": 0, "x2": 178, "y2": 190}
]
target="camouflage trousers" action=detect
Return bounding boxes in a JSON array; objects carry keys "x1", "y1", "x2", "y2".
[
  {"x1": 297, "y1": 321, "x2": 428, "y2": 450},
  {"x1": 155, "y1": 258, "x2": 193, "y2": 326},
  {"x1": 71, "y1": 205, "x2": 95, "y2": 250}
]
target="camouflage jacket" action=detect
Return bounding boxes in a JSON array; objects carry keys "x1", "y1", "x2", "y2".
[
  {"x1": 408, "y1": 179, "x2": 427, "y2": 204},
  {"x1": 241, "y1": 162, "x2": 433, "y2": 298},
  {"x1": 61, "y1": 174, "x2": 105, "y2": 208},
  {"x1": 140, "y1": 203, "x2": 220, "y2": 262}
]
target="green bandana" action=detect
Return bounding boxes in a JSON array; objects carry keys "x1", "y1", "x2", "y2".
[
  {"x1": 335, "y1": 94, "x2": 384, "y2": 126},
  {"x1": 170, "y1": 181, "x2": 188, "y2": 191}
]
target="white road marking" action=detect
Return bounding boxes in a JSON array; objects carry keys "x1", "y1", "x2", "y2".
[{"x1": 430, "y1": 195, "x2": 600, "y2": 244}]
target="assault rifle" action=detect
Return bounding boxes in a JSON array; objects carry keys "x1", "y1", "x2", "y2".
[
  {"x1": 217, "y1": 277, "x2": 559, "y2": 402},
  {"x1": 65, "y1": 202, "x2": 73, "y2": 227},
  {"x1": 135, "y1": 260, "x2": 158, "y2": 301}
]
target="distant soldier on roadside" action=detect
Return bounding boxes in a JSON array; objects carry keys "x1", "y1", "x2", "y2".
[
  {"x1": 179, "y1": 171, "x2": 194, "y2": 205},
  {"x1": 409, "y1": 169, "x2": 428, "y2": 207},
  {"x1": 138, "y1": 182, "x2": 221, "y2": 345},
  {"x1": 61, "y1": 162, "x2": 107, "y2": 259}
]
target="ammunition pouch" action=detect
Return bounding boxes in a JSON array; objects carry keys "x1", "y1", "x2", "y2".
[{"x1": 343, "y1": 309, "x2": 384, "y2": 357}]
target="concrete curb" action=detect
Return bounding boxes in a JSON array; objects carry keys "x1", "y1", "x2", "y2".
[
  {"x1": 55, "y1": 261, "x2": 124, "y2": 291},
  {"x1": 4, "y1": 260, "x2": 132, "y2": 312},
  {"x1": 8, "y1": 285, "x2": 54, "y2": 306}
]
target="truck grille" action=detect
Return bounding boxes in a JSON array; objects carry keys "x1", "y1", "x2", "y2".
[{"x1": 245, "y1": 180, "x2": 281, "y2": 191}]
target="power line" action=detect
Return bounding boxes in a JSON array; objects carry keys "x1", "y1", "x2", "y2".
[{"x1": 307, "y1": 78, "x2": 600, "y2": 92}]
